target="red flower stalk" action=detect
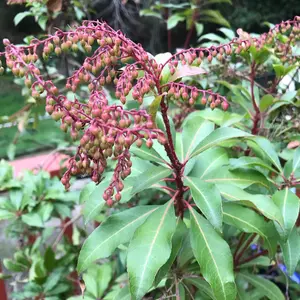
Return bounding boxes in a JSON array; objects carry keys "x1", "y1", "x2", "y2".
[{"x1": 0, "y1": 17, "x2": 299, "y2": 207}]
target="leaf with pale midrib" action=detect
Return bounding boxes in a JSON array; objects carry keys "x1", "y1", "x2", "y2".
[
  {"x1": 189, "y1": 207, "x2": 236, "y2": 300},
  {"x1": 127, "y1": 200, "x2": 176, "y2": 300},
  {"x1": 77, "y1": 206, "x2": 159, "y2": 273}
]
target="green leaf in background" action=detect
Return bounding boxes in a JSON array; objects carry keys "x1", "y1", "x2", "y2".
[
  {"x1": 181, "y1": 116, "x2": 214, "y2": 161},
  {"x1": 83, "y1": 264, "x2": 112, "y2": 299},
  {"x1": 280, "y1": 227, "x2": 300, "y2": 276},
  {"x1": 0, "y1": 209, "x2": 15, "y2": 220},
  {"x1": 272, "y1": 188, "x2": 299, "y2": 240},
  {"x1": 184, "y1": 277, "x2": 216, "y2": 300},
  {"x1": 189, "y1": 207, "x2": 236, "y2": 300},
  {"x1": 293, "y1": 147, "x2": 300, "y2": 173},
  {"x1": 184, "y1": 176, "x2": 223, "y2": 232},
  {"x1": 168, "y1": 65, "x2": 207, "y2": 82},
  {"x1": 14, "y1": 11, "x2": 33, "y2": 26},
  {"x1": 22, "y1": 213, "x2": 44, "y2": 227},
  {"x1": 223, "y1": 203, "x2": 277, "y2": 256},
  {"x1": 187, "y1": 147, "x2": 229, "y2": 177},
  {"x1": 77, "y1": 206, "x2": 159, "y2": 273},
  {"x1": 217, "y1": 184, "x2": 283, "y2": 226},
  {"x1": 131, "y1": 165, "x2": 172, "y2": 195},
  {"x1": 127, "y1": 200, "x2": 176, "y2": 300},
  {"x1": 83, "y1": 180, "x2": 107, "y2": 223},
  {"x1": 190, "y1": 127, "x2": 252, "y2": 158},
  {"x1": 250, "y1": 137, "x2": 283, "y2": 173},
  {"x1": 200, "y1": 9, "x2": 230, "y2": 27},
  {"x1": 167, "y1": 14, "x2": 185, "y2": 30},
  {"x1": 259, "y1": 94, "x2": 274, "y2": 112},
  {"x1": 236, "y1": 272, "x2": 285, "y2": 300},
  {"x1": 79, "y1": 181, "x2": 96, "y2": 204}
]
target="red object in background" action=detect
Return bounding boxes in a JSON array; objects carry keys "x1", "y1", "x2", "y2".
[
  {"x1": 9, "y1": 151, "x2": 69, "y2": 177},
  {"x1": 0, "y1": 263, "x2": 8, "y2": 300}
]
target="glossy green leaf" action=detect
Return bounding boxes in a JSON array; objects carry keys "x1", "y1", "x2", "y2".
[
  {"x1": 272, "y1": 188, "x2": 299, "y2": 240},
  {"x1": 187, "y1": 147, "x2": 229, "y2": 178},
  {"x1": 218, "y1": 184, "x2": 283, "y2": 226},
  {"x1": 185, "y1": 177, "x2": 222, "y2": 232},
  {"x1": 131, "y1": 143, "x2": 167, "y2": 164},
  {"x1": 127, "y1": 200, "x2": 176, "y2": 300},
  {"x1": 280, "y1": 227, "x2": 300, "y2": 276},
  {"x1": 223, "y1": 203, "x2": 277, "y2": 256},
  {"x1": 181, "y1": 117, "x2": 214, "y2": 161},
  {"x1": 14, "y1": 11, "x2": 32, "y2": 26},
  {"x1": 155, "y1": 219, "x2": 186, "y2": 285},
  {"x1": 229, "y1": 157, "x2": 276, "y2": 173},
  {"x1": 131, "y1": 165, "x2": 172, "y2": 195},
  {"x1": 236, "y1": 272, "x2": 284, "y2": 300},
  {"x1": 191, "y1": 127, "x2": 252, "y2": 158},
  {"x1": 293, "y1": 147, "x2": 300, "y2": 173},
  {"x1": 77, "y1": 206, "x2": 159, "y2": 273},
  {"x1": 203, "y1": 167, "x2": 270, "y2": 190},
  {"x1": 83, "y1": 180, "x2": 107, "y2": 223},
  {"x1": 250, "y1": 137, "x2": 282, "y2": 172},
  {"x1": 189, "y1": 207, "x2": 236, "y2": 300}
]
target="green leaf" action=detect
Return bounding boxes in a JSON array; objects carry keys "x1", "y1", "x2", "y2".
[
  {"x1": 280, "y1": 227, "x2": 300, "y2": 276},
  {"x1": 200, "y1": 10, "x2": 230, "y2": 27},
  {"x1": 191, "y1": 127, "x2": 252, "y2": 158},
  {"x1": 83, "y1": 180, "x2": 107, "y2": 223},
  {"x1": 293, "y1": 147, "x2": 300, "y2": 173},
  {"x1": 272, "y1": 188, "x2": 299, "y2": 240},
  {"x1": 167, "y1": 14, "x2": 185, "y2": 30},
  {"x1": 259, "y1": 95, "x2": 274, "y2": 112},
  {"x1": 127, "y1": 200, "x2": 176, "y2": 300},
  {"x1": 236, "y1": 272, "x2": 284, "y2": 300},
  {"x1": 148, "y1": 94, "x2": 163, "y2": 124},
  {"x1": 239, "y1": 256, "x2": 271, "y2": 268},
  {"x1": 22, "y1": 213, "x2": 44, "y2": 227},
  {"x1": 273, "y1": 64, "x2": 285, "y2": 77},
  {"x1": 131, "y1": 165, "x2": 172, "y2": 195},
  {"x1": 184, "y1": 177, "x2": 222, "y2": 232},
  {"x1": 0, "y1": 209, "x2": 15, "y2": 220},
  {"x1": 77, "y1": 206, "x2": 159, "y2": 273},
  {"x1": 217, "y1": 184, "x2": 283, "y2": 226},
  {"x1": 195, "y1": 22, "x2": 204, "y2": 36},
  {"x1": 14, "y1": 11, "x2": 32, "y2": 26},
  {"x1": 223, "y1": 203, "x2": 277, "y2": 256},
  {"x1": 250, "y1": 137, "x2": 282, "y2": 172},
  {"x1": 84, "y1": 264, "x2": 112, "y2": 298},
  {"x1": 181, "y1": 116, "x2": 214, "y2": 161},
  {"x1": 229, "y1": 157, "x2": 276, "y2": 173},
  {"x1": 187, "y1": 147, "x2": 229, "y2": 178},
  {"x1": 140, "y1": 9, "x2": 162, "y2": 19},
  {"x1": 189, "y1": 207, "x2": 236, "y2": 300},
  {"x1": 79, "y1": 182, "x2": 96, "y2": 204},
  {"x1": 3, "y1": 258, "x2": 27, "y2": 272},
  {"x1": 155, "y1": 219, "x2": 186, "y2": 285},
  {"x1": 38, "y1": 15, "x2": 48, "y2": 31},
  {"x1": 184, "y1": 277, "x2": 215, "y2": 300},
  {"x1": 203, "y1": 167, "x2": 270, "y2": 190},
  {"x1": 131, "y1": 143, "x2": 167, "y2": 165}
]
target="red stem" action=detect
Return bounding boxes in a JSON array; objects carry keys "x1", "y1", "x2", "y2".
[
  {"x1": 234, "y1": 233, "x2": 257, "y2": 265},
  {"x1": 237, "y1": 249, "x2": 268, "y2": 266}
]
